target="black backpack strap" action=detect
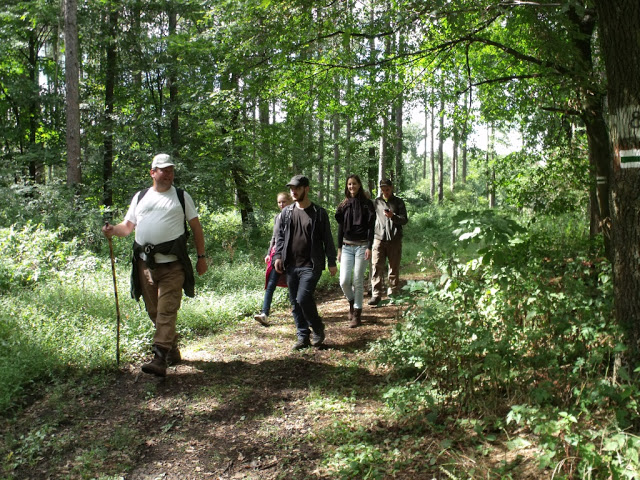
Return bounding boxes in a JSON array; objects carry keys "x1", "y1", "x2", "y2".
[
  {"x1": 136, "y1": 187, "x2": 150, "y2": 203},
  {"x1": 175, "y1": 187, "x2": 189, "y2": 238}
]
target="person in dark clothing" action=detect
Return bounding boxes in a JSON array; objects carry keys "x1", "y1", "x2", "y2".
[
  {"x1": 254, "y1": 192, "x2": 292, "y2": 326},
  {"x1": 102, "y1": 153, "x2": 208, "y2": 377},
  {"x1": 369, "y1": 178, "x2": 408, "y2": 306},
  {"x1": 273, "y1": 175, "x2": 337, "y2": 350},
  {"x1": 335, "y1": 175, "x2": 375, "y2": 327}
]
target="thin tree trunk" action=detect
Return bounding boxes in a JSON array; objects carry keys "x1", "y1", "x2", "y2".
[
  {"x1": 379, "y1": 112, "x2": 388, "y2": 185},
  {"x1": 168, "y1": 7, "x2": 180, "y2": 160},
  {"x1": 333, "y1": 110, "x2": 340, "y2": 204},
  {"x1": 462, "y1": 44, "x2": 472, "y2": 184},
  {"x1": 317, "y1": 117, "x2": 325, "y2": 202},
  {"x1": 102, "y1": 3, "x2": 118, "y2": 207},
  {"x1": 430, "y1": 92, "x2": 435, "y2": 199},
  {"x1": 488, "y1": 124, "x2": 496, "y2": 208},
  {"x1": 395, "y1": 96, "x2": 403, "y2": 189},
  {"x1": 28, "y1": 32, "x2": 44, "y2": 184},
  {"x1": 221, "y1": 72, "x2": 253, "y2": 225},
  {"x1": 65, "y1": 0, "x2": 81, "y2": 187},
  {"x1": 451, "y1": 129, "x2": 458, "y2": 193},
  {"x1": 423, "y1": 97, "x2": 428, "y2": 181},
  {"x1": 438, "y1": 97, "x2": 444, "y2": 203}
]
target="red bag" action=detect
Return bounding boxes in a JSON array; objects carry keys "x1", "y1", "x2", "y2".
[{"x1": 265, "y1": 247, "x2": 287, "y2": 288}]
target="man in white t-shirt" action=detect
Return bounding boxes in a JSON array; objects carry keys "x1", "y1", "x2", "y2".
[{"x1": 102, "y1": 153, "x2": 207, "y2": 377}]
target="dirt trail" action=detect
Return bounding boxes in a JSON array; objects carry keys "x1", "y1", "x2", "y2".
[{"x1": 7, "y1": 286, "x2": 405, "y2": 480}]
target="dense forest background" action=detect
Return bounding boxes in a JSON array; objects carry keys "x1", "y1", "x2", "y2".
[{"x1": 2, "y1": 0, "x2": 640, "y2": 478}]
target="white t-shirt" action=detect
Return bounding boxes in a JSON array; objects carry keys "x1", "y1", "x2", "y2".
[{"x1": 125, "y1": 186, "x2": 198, "y2": 263}]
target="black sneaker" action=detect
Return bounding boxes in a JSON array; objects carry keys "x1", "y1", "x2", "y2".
[
  {"x1": 310, "y1": 330, "x2": 325, "y2": 347},
  {"x1": 368, "y1": 296, "x2": 380, "y2": 306},
  {"x1": 292, "y1": 337, "x2": 311, "y2": 350}
]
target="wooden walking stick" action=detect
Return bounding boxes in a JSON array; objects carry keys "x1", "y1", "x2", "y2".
[{"x1": 105, "y1": 222, "x2": 121, "y2": 366}]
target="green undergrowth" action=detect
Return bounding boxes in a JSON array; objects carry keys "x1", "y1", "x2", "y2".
[
  {"x1": 0, "y1": 218, "x2": 336, "y2": 417},
  {"x1": 372, "y1": 209, "x2": 640, "y2": 479}
]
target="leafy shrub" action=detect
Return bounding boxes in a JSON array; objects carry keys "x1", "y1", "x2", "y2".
[
  {"x1": 0, "y1": 223, "x2": 80, "y2": 291},
  {"x1": 375, "y1": 208, "x2": 637, "y2": 478},
  {"x1": 0, "y1": 181, "x2": 105, "y2": 248}
]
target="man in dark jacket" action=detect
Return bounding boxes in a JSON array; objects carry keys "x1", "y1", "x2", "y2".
[
  {"x1": 274, "y1": 175, "x2": 337, "y2": 350},
  {"x1": 102, "y1": 153, "x2": 208, "y2": 377},
  {"x1": 369, "y1": 178, "x2": 408, "y2": 306}
]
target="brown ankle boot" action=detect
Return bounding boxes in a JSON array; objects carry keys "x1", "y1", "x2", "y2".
[
  {"x1": 167, "y1": 346, "x2": 181, "y2": 366},
  {"x1": 348, "y1": 300, "x2": 354, "y2": 321},
  {"x1": 141, "y1": 345, "x2": 169, "y2": 377},
  {"x1": 349, "y1": 308, "x2": 362, "y2": 328}
]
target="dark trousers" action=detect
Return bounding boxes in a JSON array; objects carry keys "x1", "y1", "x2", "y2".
[
  {"x1": 286, "y1": 266, "x2": 323, "y2": 339},
  {"x1": 261, "y1": 267, "x2": 281, "y2": 316}
]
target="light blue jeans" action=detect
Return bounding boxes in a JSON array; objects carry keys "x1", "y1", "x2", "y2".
[{"x1": 339, "y1": 244, "x2": 368, "y2": 309}]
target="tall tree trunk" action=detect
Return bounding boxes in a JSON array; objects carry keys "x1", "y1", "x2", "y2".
[
  {"x1": 65, "y1": 0, "x2": 81, "y2": 187},
  {"x1": 488, "y1": 124, "x2": 496, "y2": 208},
  {"x1": 379, "y1": 111, "x2": 388, "y2": 185},
  {"x1": 168, "y1": 7, "x2": 180, "y2": 161},
  {"x1": 423, "y1": 95, "x2": 428, "y2": 181},
  {"x1": 221, "y1": 72, "x2": 253, "y2": 225},
  {"x1": 461, "y1": 44, "x2": 472, "y2": 184},
  {"x1": 28, "y1": 32, "x2": 44, "y2": 184},
  {"x1": 451, "y1": 128, "x2": 458, "y2": 193},
  {"x1": 132, "y1": 0, "x2": 142, "y2": 114},
  {"x1": 317, "y1": 117, "x2": 325, "y2": 202},
  {"x1": 438, "y1": 97, "x2": 444, "y2": 203},
  {"x1": 102, "y1": 3, "x2": 118, "y2": 207},
  {"x1": 430, "y1": 93, "x2": 436, "y2": 199},
  {"x1": 368, "y1": 144, "x2": 377, "y2": 195},
  {"x1": 332, "y1": 110, "x2": 340, "y2": 204},
  {"x1": 582, "y1": 93, "x2": 613, "y2": 255},
  {"x1": 594, "y1": 0, "x2": 640, "y2": 366},
  {"x1": 394, "y1": 96, "x2": 403, "y2": 189},
  {"x1": 345, "y1": 115, "x2": 352, "y2": 176}
]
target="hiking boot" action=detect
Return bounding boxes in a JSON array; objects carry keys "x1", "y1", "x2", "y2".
[
  {"x1": 349, "y1": 308, "x2": 362, "y2": 328},
  {"x1": 141, "y1": 345, "x2": 169, "y2": 377},
  {"x1": 347, "y1": 300, "x2": 354, "y2": 321},
  {"x1": 292, "y1": 337, "x2": 311, "y2": 350},
  {"x1": 368, "y1": 296, "x2": 380, "y2": 307},
  {"x1": 311, "y1": 330, "x2": 325, "y2": 347},
  {"x1": 167, "y1": 346, "x2": 182, "y2": 366},
  {"x1": 254, "y1": 312, "x2": 269, "y2": 326}
]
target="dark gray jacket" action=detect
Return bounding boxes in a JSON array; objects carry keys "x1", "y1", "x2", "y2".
[
  {"x1": 273, "y1": 203, "x2": 337, "y2": 276},
  {"x1": 373, "y1": 194, "x2": 408, "y2": 241}
]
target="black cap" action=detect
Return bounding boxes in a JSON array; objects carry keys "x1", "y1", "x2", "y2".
[
  {"x1": 287, "y1": 175, "x2": 310, "y2": 187},
  {"x1": 379, "y1": 178, "x2": 393, "y2": 187}
]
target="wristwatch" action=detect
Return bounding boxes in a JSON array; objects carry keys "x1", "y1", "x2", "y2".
[{"x1": 197, "y1": 254, "x2": 206, "y2": 259}]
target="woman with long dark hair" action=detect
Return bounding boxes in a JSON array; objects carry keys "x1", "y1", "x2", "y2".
[{"x1": 335, "y1": 175, "x2": 375, "y2": 327}]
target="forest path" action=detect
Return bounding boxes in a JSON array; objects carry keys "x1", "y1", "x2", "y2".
[
  {"x1": 122, "y1": 284, "x2": 402, "y2": 479},
  {"x1": 6, "y1": 283, "x2": 409, "y2": 480}
]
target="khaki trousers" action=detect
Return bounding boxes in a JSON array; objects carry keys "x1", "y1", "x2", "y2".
[
  {"x1": 371, "y1": 237, "x2": 402, "y2": 298},
  {"x1": 137, "y1": 259, "x2": 185, "y2": 350}
]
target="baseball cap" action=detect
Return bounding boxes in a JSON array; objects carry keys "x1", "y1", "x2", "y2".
[
  {"x1": 287, "y1": 175, "x2": 310, "y2": 187},
  {"x1": 151, "y1": 153, "x2": 174, "y2": 169},
  {"x1": 379, "y1": 178, "x2": 393, "y2": 187}
]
